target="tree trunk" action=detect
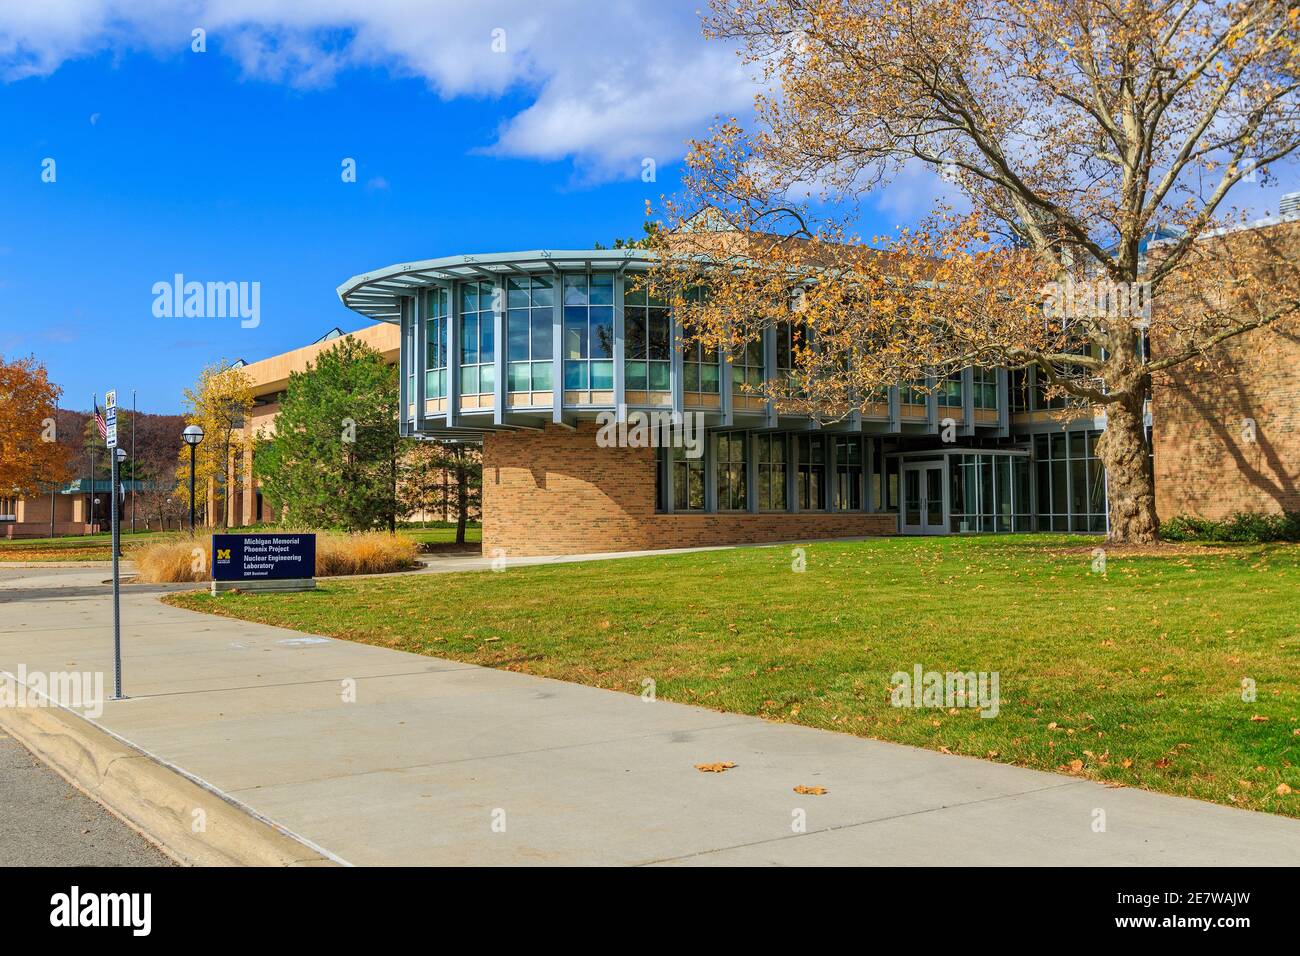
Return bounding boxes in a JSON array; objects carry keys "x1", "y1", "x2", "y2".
[
  {"x1": 389, "y1": 451, "x2": 397, "y2": 533},
  {"x1": 1094, "y1": 393, "x2": 1159, "y2": 544},
  {"x1": 454, "y1": 446, "x2": 468, "y2": 546}
]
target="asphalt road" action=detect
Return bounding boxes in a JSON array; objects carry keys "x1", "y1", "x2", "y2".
[{"x1": 0, "y1": 732, "x2": 173, "y2": 867}]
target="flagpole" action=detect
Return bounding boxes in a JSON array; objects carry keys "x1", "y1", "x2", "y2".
[
  {"x1": 130, "y1": 389, "x2": 137, "y2": 535},
  {"x1": 89, "y1": 395, "x2": 95, "y2": 535},
  {"x1": 50, "y1": 398, "x2": 58, "y2": 538}
]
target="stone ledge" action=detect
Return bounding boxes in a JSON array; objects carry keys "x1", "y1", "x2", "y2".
[
  {"x1": 0, "y1": 696, "x2": 338, "y2": 867},
  {"x1": 211, "y1": 577, "x2": 316, "y2": 596}
]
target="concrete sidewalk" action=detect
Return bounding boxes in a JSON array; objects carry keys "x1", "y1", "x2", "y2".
[{"x1": 3, "y1": 564, "x2": 1300, "y2": 865}]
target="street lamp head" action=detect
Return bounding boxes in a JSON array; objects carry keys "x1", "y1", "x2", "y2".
[
  {"x1": 182, "y1": 424, "x2": 205, "y2": 446},
  {"x1": 115, "y1": 447, "x2": 128, "y2": 462}
]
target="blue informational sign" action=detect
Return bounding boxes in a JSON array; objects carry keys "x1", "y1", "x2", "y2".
[{"x1": 211, "y1": 533, "x2": 316, "y2": 581}]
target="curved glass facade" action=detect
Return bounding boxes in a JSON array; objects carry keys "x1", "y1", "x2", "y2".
[{"x1": 342, "y1": 249, "x2": 1107, "y2": 534}]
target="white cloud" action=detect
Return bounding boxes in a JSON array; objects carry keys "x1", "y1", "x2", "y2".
[{"x1": 0, "y1": 0, "x2": 759, "y2": 181}]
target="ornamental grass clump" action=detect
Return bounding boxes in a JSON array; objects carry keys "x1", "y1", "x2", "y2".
[
  {"x1": 128, "y1": 537, "x2": 210, "y2": 583},
  {"x1": 129, "y1": 531, "x2": 420, "y2": 583}
]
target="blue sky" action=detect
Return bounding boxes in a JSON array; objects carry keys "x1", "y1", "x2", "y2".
[
  {"x1": 0, "y1": 2, "x2": 761, "y2": 413},
  {"x1": 1, "y1": 1, "x2": 1295, "y2": 414}
]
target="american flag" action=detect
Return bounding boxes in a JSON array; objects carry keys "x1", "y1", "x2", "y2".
[{"x1": 93, "y1": 399, "x2": 107, "y2": 440}]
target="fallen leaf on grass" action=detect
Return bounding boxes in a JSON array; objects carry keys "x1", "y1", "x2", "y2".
[
  {"x1": 1250, "y1": 715, "x2": 1270, "y2": 722},
  {"x1": 1278, "y1": 783, "x2": 1293, "y2": 796},
  {"x1": 793, "y1": 785, "x2": 828, "y2": 795},
  {"x1": 695, "y1": 762, "x2": 736, "y2": 773}
]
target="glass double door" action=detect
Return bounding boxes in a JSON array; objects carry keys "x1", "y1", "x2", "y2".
[{"x1": 901, "y1": 462, "x2": 947, "y2": 534}]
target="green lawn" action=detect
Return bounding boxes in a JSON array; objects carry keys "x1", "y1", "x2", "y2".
[
  {"x1": 400, "y1": 524, "x2": 481, "y2": 549},
  {"x1": 0, "y1": 525, "x2": 480, "y2": 561},
  {"x1": 165, "y1": 534, "x2": 1300, "y2": 817},
  {"x1": 0, "y1": 530, "x2": 170, "y2": 561}
]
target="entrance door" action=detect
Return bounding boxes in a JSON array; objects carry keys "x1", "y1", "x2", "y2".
[{"x1": 901, "y1": 462, "x2": 947, "y2": 534}]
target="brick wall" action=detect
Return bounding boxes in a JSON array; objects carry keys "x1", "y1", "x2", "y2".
[
  {"x1": 482, "y1": 422, "x2": 896, "y2": 556},
  {"x1": 1153, "y1": 325, "x2": 1300, "y2": 521}
]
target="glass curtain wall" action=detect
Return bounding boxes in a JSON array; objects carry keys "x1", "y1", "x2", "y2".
[
  {"x1": 563, "y1": 273, "x2": 615, "y2": 392},
  {"x1": 425, "y1": 286, "x2": 449, "y2": 399},
  {"x1": 459, "y1": 280, "x2": 496, "y2": 398},
  {"x1": 948, "y1": 453, "x2": 1033, "y2": 532},
  {"x1": 1034, "y1": 430, "x2": 1106, "y2": 531},
  {"x1": 623, "y1": 284, "x2": 671, "y2": 392},
  {"x1": 505, "y1": 276, "x2": 554, "y2": 396}
]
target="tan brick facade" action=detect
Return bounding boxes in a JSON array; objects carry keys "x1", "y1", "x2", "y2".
[
  {"x1": 1153, "y1": 324, "x2": 1300, "y2": 521},
  {"x1": 482, "y1": 422, "x2": 896, "y2": 557}
]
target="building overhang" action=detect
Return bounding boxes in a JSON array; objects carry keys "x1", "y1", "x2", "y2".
[{"x1": 336, "y1": 249, "x2": 657, "y2": 323}]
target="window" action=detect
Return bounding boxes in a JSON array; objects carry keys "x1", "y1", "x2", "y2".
[
  {"x1": 1034, "y1": 429, "x2": 1106, "y2": 532},
  {"x1": 655, "y1": 446, "x2": 668, "y2": 511},
  {"x1": 563, "y1": 272, "x2": 614, "y2": 392},
  {"x1": 949, "y1": 453, "x2": 1032, "y2": 532},
  {"x1": 972, "y1": 367, "x2": 998, "y2": 409},
  {"x1": 834, "y1": 438, "x2": 863, "y2": 510},
  {"x1": 683, "y1": 340, "x2": 720, "y2": 395},
  {"x1": 938, "y1": 374, "x2": 963, "y2": 406},
  {"x1": 672, "y1": 445, "x2": 705, "y2": 511},
  {"x1": 775, "y1": 321, "x2": 799, "y2": 375},
  {"x1": 505, "y1": 276, "x2": 554, "y2": 395},
  {"x1": 716, "y1": 433, "x2": 748, "y2": 510},
  {"x1": 1010, "y1": 368, "x2": 1031, "y2": 413},
  {"x1": 732, "y1": 339, "x2": 765, "y2": 390},
  {"x1": 756, "y1": 434, "x2": 787, "y2": 511},
  {"x1": 623, "y1": 281, "x2": 670, "y2": 392},
  {"x1": 424, "y1": 287, "x2": 449, "y2": 398},
  {"x1": 796, "y1": 435, "x2": 826, "y2": 510},
  {"x1": 459, "y1": 280, "x2": 496, "y2": 396},
  {"x1": 871, "y1": 438, "x2": 899, "y2": 511},
  {"x1": 404, "y1": 302, "x2": 415, "y2": 411},
  {"x1": 900, "y1": 382, "x2": 928, "y2": 406}
]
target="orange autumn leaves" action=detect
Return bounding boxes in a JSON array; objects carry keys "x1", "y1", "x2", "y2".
[
  {"x1": 694, "y1": 761, "x2": 829, "y2": 795},
  {"x1": 0, "y1": 355, "x2": 72, "y2": 497}
]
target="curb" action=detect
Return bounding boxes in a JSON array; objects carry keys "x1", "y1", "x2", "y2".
[
  {"x1": 0, "y1": 561, "x2": 117, "y2": 569},
  {"x1": 0, "y1": 699, "x2": 340, "y2": 867}
]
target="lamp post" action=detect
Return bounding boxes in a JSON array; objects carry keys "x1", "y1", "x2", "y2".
[
  {"x1": 112, "y1": 447, "x2": 126, "y2": 557},
  {"x1": 182, "y1": 425, "x2": 204, "y2": 534}
]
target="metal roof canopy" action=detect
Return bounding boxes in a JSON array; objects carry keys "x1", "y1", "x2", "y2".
[{"x1": 336, "y1": 249, "x2": 657, "y2": 322}]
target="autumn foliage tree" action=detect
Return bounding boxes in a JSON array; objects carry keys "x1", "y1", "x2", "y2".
[
  {"x1": 0, "y1": 354, "x2": 72, "y2": 497},
  {"x1": 177, "y1": 360, "x2": 254, "y2": 529},
  {"x1": 648, "y1": 0, "x2": 1300, "y2": 542}
]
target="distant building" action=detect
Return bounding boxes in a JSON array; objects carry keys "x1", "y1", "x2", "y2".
[
  {"x1": 221, "y1": 322, "x2": 399, "y2": 526},
  {"x1": 2, "y1": 480, "x2": 167, "y2": 538}
]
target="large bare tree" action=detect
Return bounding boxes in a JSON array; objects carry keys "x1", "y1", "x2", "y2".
[{"x1": 648, "y1": 0, "x2": 1300, "y2": 542}]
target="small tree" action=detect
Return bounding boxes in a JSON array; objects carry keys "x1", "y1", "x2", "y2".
[
  {"x1": 258, "y1": 338, "x2": 402, "y2": 530},
  {"x1": 177, "y1": 361, "x2": 254, "y2": 529},
  {"x1": 398, "y1": 439, "x2": 482, "y2": 544},
  {"x1": 0, "y1": 354, "x2": 72, "y2": 497},
  {"x1": 650, "y1": 0, "x2": 1300, "y2": 543}
]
